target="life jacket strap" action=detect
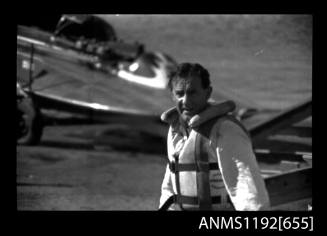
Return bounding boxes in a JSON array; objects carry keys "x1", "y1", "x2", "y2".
[
  {"x1": 176, "y1": 195, "x2": 222, "y2": 205},
  {"x1": 195, "y1": 130, "x2": 212, "y2": 210},
  {"x1": 168, "y1": 161, "x2": 219, "y2": 173},
  {"x1": 173, "y1": 154, "x2": 185, "y2": 210},
  {"x1": 158, "y1": 194, "x2": 233, "y2": 211}
]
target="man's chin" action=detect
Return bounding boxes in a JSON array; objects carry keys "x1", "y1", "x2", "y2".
[{"x1": 181, "y1": 112, "x2": 194, "y2": 122}]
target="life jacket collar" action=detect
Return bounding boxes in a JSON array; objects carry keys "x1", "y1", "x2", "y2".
[{"x1": 160, "y1": 101, "x2": 235, "y2": 128}]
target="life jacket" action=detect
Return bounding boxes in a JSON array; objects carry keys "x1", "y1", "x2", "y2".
[{"x1": 159, "y1": 102, "x2": 250, "y2": 211}]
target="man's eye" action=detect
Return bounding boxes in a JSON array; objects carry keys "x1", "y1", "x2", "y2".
[{"x1": 175, "y1": 92, "x2": 184, "y2": 97}]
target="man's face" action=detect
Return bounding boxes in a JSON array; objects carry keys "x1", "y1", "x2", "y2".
[{"x1": 171, "y1": 76, "x2": 212, "y2": 122}]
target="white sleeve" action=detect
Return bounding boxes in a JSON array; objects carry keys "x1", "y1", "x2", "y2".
[
  {"x1": 159, "y1": 164, "x2": 174, "y2": 209},
  {"x1": 215, "y1": 120, "x2": 270, "y2": 211},
  {"x1": 159, "y1": 126, "x2": 175, "y2": 209}
]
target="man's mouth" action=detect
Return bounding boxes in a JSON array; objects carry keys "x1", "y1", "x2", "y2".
[{"x1": 182, "y1": 108, "x2": 193, "y2": 114}]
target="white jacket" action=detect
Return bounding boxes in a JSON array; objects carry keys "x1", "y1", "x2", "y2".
[{"x1": 159, "y1": 103, "x2": 270, "y2": 211}]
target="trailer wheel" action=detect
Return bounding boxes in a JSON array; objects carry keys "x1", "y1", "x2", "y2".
[{"x1": 17, "y1": 95, "x2": 43, "y2": 145}]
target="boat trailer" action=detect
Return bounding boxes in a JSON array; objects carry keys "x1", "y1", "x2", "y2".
[{"x1": 249, "y1": 99, "x2": 312, "y2": 210}]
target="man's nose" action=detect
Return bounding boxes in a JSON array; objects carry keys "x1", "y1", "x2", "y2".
[{"x1": 179, "y1": 94, "x2": 191, "y2": 106}]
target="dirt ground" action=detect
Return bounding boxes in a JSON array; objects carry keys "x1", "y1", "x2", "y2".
[{"x1": 17, "y1": 124, "x2": 168, "y2": 210}]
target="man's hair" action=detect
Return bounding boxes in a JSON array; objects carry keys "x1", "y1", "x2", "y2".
[{"x1": 168, "y1": 62, "x2": 211, "y2": 91}]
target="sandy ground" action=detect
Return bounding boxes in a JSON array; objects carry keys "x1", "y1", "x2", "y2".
[{"x1": 17, "y1": 125, "x2": 168, "y2": 210}]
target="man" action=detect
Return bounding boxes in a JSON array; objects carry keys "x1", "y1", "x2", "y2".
[{"x1": 159, "y1": 63, "x2": 270, "y2": 211}]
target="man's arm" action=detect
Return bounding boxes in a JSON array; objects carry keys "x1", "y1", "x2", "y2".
[
  {"x1": 159, "y1": 164, "x2": 174, "y2": 209},
  {"x1": 215, "y1": 120, "x2": 270, "y2": 210},
  {"x1": 158, "y1": 126, "x2": 175, "y2": 209}
]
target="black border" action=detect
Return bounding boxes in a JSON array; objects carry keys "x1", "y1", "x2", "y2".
[{"x1": 11, "y1": 9, "x2": 322, "y2": 234}]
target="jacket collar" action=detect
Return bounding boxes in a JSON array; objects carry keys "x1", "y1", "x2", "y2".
[{"x1": 160, "y1": 100, "x2": 235, "y2": 128}]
